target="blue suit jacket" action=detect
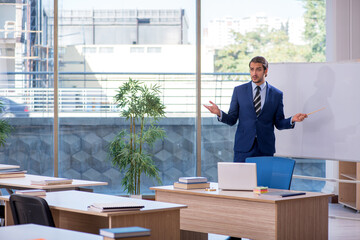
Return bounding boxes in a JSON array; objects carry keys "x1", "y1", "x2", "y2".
[{"x1": 221, "y1": 81, "x2": 294, "y2": 155}]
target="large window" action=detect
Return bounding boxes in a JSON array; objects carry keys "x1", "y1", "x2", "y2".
[
  {"x1": 200, "y1": 0, "x2": 326, "y2": 191},
  {"x1": 0, "y1": 0, "x2": 54, "y2": 176},
  {"x1": 57, "y1": 0, "x2": 196, "y2": 194},
  {"x1": 0, "y1": 0, "x2": 327, "y2": 195}
]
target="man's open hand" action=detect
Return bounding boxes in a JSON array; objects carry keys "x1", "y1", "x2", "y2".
[{"x1": 203, "y1": 101, "x2": 221, "y2": 117}]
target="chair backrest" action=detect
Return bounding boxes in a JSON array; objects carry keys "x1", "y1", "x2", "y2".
[
  {"x1": 245, "y1": 156, "x2": 295, "y2": 190},
  {"x1": 9, "y1": 194, "x2": 55, "y2": 227}
]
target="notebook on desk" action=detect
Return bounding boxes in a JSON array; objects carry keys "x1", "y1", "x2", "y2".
[
  {"x1": 217, "y1": 162, "x2": 257, "y2": 191},
  {"x1": 87, "y1": 202, "x2": 145, "y2": 212}
]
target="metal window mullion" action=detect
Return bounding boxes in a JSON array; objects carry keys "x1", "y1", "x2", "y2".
[
  {"x1": 54, "y1": 0, "x2": 59, "y2": 177},
  {"x1": 196, "y1": 0, "x2": 201, "y2": 176}
]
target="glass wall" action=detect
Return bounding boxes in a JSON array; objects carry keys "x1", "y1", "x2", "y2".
[
  {"x1": 0, "y1": 0, "x2": 54, "y2": 176},
  {"x1": 0, "y1": 0, "x2": 327, "y2": 195},
  {"x1": 57, "y1": 0, "x2": 196, "y2": 194},
  {"x1": 200, "y1": 0, "x2": 326, "y2": 191}
]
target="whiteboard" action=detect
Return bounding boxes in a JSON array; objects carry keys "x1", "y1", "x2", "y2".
[{"x1": 267, "y1": 62, "x2": 360, "y2": 162}]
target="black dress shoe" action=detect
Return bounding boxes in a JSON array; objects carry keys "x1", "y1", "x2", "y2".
[{"x1": 225, "y1": 237, "x2": 242, "y2": 240}]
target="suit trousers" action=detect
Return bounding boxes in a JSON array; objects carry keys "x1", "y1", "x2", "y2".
[{"x1": 233, "y1": 138, "x2": 273, "y2": 162}]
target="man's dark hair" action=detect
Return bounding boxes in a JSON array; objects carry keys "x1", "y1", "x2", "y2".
[{"x1": 249, "y1": 56, "x2": 268, "y2": 71}]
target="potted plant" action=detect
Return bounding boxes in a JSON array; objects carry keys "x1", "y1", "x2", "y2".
[
  {"x1": 109, "y1": 78, "x2": 166, "y2": 196},
  {"x1": 0, "y1": 100, "x2": 13, "y2": 147}
]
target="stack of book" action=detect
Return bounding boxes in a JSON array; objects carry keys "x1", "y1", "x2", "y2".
[
  {"x1": 15, "y1": 189, "x2": 46, "y2": 196},
  {"x1": 173, "y1": 176, "x2": 210, "y2": 189},
  {"x1": 30, "y1": 178, "x2": 73, "y2": 185},
  {"x1": 100, "y1": 226, "x2": 150, "y2": 240},
  {"x1": 88, "y1": 202, "x2": 145, "y2": 212},
  {"x1": 0, "y1": 169, "x2": 26, "y2": 178}
]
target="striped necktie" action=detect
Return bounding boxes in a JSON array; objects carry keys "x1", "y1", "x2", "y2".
[{"x1": 254, "y1": 86, "x2": 261, "y2": 116}]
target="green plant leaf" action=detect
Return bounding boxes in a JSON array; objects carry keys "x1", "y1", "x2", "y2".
[{"x1": 109, "y1": 78, "x2": 165, "y2": 195}]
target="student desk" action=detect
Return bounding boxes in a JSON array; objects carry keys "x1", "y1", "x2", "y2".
[
  {"x1": 0, "y1": 223, "x2": 102, "y2": 240},
  {"x1": 0, "y1": 164, "x2": 19, "y2": 170},
  {"x1": 0, "y1": 174, "x2": 108, "y2": 193},
  {"x1": 0, "y1": 190, "x2": 186, "y2": 240},
  {"x1": 0, "y1": 174, "x2": 107, "y2": 226},
  {"x1": 150, "y1": 183, "x2": 332, "y2": 240}
]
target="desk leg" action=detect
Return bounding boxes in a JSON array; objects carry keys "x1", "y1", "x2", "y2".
[
  {"x1": 181, "y1": 230, "x2": 208, "y2": 240},
  {"x1": 277, "y1": 196, "x2": 328, "y2": 240},
  {"x1": 3, "y1": 202, "x2": 14, "y2": 226}
]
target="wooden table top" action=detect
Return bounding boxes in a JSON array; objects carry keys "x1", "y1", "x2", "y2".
[
  {"x1": 0, "y1": 174, "x2": 108, "y2": 190},
  {"x1": 0, "y1": 190, "x2": 187, "y2": 216},
  {"x1": 150, "y1": 182, "x2": 333, "y2": 203},
  {"x1": 0, "y1": 224, "x2": 102, "y2": 240}
]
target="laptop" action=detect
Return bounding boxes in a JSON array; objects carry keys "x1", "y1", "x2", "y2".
[{"x1": 217, "y1": 162, "x2": 257, "y2": 191}]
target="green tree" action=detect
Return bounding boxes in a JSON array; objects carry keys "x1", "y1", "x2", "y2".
[
  {"x1": 303, "y1": 0, "x2": 326, "y2": 62},
  {"x1": 214, "y1": 1, "x2": 326, "y2": 72},
  {"x1": 215, "y1": 26, "x2": 308, "y2": 73}
]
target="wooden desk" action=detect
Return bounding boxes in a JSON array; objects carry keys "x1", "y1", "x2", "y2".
[
  {"x1": 0, "y1": 223, "x2": 101, "y2": 240},
  {"x1": 0, "y1": 164, "x2": 19, "y2": 170},
  {"x1": 0, "y1": 174, "x2": 108, "y2": 193},
  {"x1": 150, "y1": 183, "x2": 332, "y2": 240},
  {"x1": 0, "y1": 190, "x2": 186, "y2": 240}
]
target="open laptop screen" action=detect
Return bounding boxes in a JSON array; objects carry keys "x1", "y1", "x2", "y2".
[{"x1": 217, "y1": 162, "x2": 257, "y2": 191}]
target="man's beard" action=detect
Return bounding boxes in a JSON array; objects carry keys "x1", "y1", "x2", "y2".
[{"x1": 252, "y1": 76, "x2": 264, "y2": 84}]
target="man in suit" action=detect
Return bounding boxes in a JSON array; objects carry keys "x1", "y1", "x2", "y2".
[{"x1": 204, "y1": 56, "x2": 307, "y2": 163}]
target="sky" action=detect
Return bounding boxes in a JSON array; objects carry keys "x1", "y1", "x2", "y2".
[{"x1": 51, "y1": 0, "x2": 306, "y2": 44}]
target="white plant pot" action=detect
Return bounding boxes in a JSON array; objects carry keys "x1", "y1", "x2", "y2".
[{"x1": 130, "y1": 194, "x2": 142, "y2": 199}]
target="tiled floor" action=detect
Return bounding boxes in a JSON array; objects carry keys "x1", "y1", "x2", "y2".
[{"x1": 208, "y1": 203, "x2": 360, "y2": 240}]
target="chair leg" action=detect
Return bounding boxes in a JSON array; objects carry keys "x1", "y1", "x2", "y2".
[{"x1": 0, "y1": 205, "x2": 4, "y2": 227}]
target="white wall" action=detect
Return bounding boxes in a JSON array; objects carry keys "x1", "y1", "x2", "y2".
[{"x1": 326, "y1": 0, "x2": 360, "y2": 61}]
